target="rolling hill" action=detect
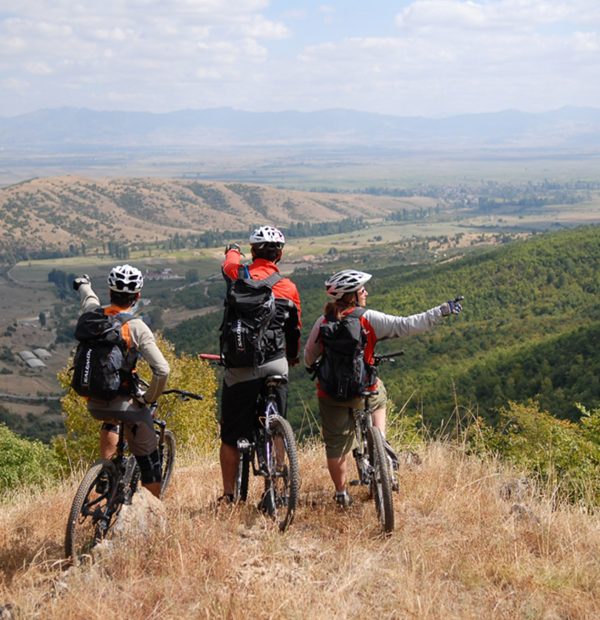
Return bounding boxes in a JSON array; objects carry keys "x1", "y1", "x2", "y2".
[
  {"x1": 165, "y1": 225, "x2": 600, "y2": 428},
  {"x1": 0, "y1": 176, "x2": 422, "y2": 258}
]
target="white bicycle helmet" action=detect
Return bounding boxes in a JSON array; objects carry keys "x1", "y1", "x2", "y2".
[
  {"x1": 325, "y1": 269, "x2": 372, "y2": 300},
  {"x1": 107, "y1": 264, "x2": 144, "y2": 293},
  {"x1": 249, "y1": 225, "x2": 285, "y2": 248}
]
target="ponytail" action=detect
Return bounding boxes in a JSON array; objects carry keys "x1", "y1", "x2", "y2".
[{"x1": 324, "y1": 293, "x2": 356, "y2": 320}]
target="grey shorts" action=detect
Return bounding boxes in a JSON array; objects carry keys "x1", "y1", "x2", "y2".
[
  {"x1": 88, "y1": 396, "x2": 157, "y2": 456},
  {"x1": 319, "y1": 380, "x2": 387, "y2": 459}
]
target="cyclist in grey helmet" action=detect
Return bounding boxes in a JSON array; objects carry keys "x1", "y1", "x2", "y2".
[
  {"x1": 72, "y1": 265, "x2": 170, "y2": 498},
  {"x1": 304, "y1": 268, "x2": 462, "y2": 508}
]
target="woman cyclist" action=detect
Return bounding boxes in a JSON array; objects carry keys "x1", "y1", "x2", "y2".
[{"x1": 304, "y1": 269, "x2": 462, "y2": 507}]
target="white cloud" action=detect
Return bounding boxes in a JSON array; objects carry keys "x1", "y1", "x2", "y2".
[
  {"x1": 24, "y1": 61, "x2": 53, "y2": 75},
  {"x1": 0, "y1": 0, "x2": 599, "y2": 116}
]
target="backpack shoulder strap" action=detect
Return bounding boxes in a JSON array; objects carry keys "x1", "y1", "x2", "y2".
[
  {"x1": 261, "y1": 271, "x2": 282, "y2": 288},
  {"x1": 349, "y1": 307, "x2": 367, "y2": 319}
]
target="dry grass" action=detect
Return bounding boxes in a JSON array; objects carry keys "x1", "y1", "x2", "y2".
[{"x1": 1, "y1": 443, "x2": 599, "y2": 619}]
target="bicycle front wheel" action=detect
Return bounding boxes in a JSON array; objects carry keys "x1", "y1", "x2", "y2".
[
  {"x1": 65, "y1": 460, "x2": 118, "y2": 564},
  {"x1": 159, "y1": 430, "x2": 176, "y2": 498},
  {"x1": 367, "y1": 426, "x2": 395, "y2": 534},
  {"x1": 262, "y1": 415, "x2": 300, "y2": 531}
]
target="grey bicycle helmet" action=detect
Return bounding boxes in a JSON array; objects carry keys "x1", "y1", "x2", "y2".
[
  {"x1": 325, "y1": 269, "x2": 372, "y2": 300},
  {"x1": 107, "y1": 264, "x2": 144, "y2": 293},
  {"x1": 249, "y1": 225, "x2": 285, "y2": 248}
]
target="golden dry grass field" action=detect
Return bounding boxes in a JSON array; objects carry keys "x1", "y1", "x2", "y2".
[{"x1": 1, "y1": 442, "x2": 599, "y2": 619}]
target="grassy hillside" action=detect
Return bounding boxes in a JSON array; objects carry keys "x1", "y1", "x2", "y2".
[
  {"x1": 166, "y1": 225, "x2": 600, "y2": 429},
  {"x1": 0, "y1": 176, "x2": 431, "y2": 260},
  {"x1": 1, "y1": 442, "x2": 599, "y2": 619}
]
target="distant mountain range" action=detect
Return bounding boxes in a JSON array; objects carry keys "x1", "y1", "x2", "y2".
[{"x1": 2, "y1": 106, "x2": 600, "y2": 151}]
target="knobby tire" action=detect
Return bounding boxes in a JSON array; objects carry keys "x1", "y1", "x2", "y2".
[
  {"x1": 159, "y1": 430, "x2": 176, "y2": 498},
  {"x1": 368, "y1": 426, "x2": 395, "y2": 534},
  {"x1": 264, "y1": 415, "x2": 299, "y2": 532},
  {"x1": 65, "y1": 460, "x2": 118, "y2": 564}
]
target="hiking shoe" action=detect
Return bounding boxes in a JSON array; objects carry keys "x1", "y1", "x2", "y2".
[
  {"x1": 217, "y1": 493, "x2": 234, "y2": 505},
  {"x1": 334, "y1": 490, "x2": 353, "y2": 508}
]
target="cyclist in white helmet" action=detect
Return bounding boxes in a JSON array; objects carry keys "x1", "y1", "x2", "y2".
[
  {"x1": 218, "y1": 226, "x2": 301, "y2": 504},
  {"x1": 304, "y1": 268, "x2": 462, "y2": 507},
  {"x1": 72, "y1": 265, "x2": 170, "y2": 498}
]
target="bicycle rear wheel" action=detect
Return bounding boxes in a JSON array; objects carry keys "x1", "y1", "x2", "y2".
[
  {"x1": 234, "y1": 451, "x2": 250, "y2": 503},
  {"x1": 262, "y1": 415, "x2": 299, "y2": 531},
  {"x1": 159, "y1": 430, "x2": 176, "y2": 498},
  {"x1": 367, "y1": 426, "x2": 394, "y2": 534},
  {"x1": 65, "y1": 460, "x2": 118, "y2": 564}
]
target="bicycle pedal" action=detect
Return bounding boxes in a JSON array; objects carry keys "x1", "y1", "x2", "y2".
[
  {"x1": 349, "y1": 479, "x2": 361, "y2": 486},
  {"x1": 237, "y1": 438, "x2": 252, "y2": 452}
]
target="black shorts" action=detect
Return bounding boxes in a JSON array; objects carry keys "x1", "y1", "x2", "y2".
[{"x1": 220, "y1": 378, "x2": 288, "y2": 447}]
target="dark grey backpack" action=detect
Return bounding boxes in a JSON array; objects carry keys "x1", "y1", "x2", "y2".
[
  {"x1": 71, "y1": 308, "x2": 135, "y2": 400},
  {"x1": 317, "y1": 307, "x2": 374, "y2": 400},
  {"x1": 220, "y1": 268, "x2": 282, "y2": 368}
]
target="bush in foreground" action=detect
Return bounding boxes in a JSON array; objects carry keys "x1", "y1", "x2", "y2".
[{"x1": 0, "y1": 424, "x2": 59, "y2": 492}]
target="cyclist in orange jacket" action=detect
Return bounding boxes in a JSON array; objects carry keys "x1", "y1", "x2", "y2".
[{"x1": 219, "y1": 226, "x2": 302, "y2": 503}]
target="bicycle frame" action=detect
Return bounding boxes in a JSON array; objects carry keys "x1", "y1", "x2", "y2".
[
  {"x1": 239, "y1": 379, "x2": 282, "y2": 479},
  {"x1": 352, "y1": 392, "x2": 377, "y2": 486}
]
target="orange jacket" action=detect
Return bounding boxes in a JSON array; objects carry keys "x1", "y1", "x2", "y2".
[{"x1": 222, "y1": 249, "x2": 302, "y2": 360}]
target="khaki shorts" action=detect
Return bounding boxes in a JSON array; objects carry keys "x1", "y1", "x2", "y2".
[
  {"x1": 88, "y1": 396, "x2": 157, "y2": 456},
  {"x1": 319, "y1": 379, "x2": 387, "y2": 459}
]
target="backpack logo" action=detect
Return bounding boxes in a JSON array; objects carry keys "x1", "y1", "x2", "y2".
[
  {"x1": 71, "y1": 308, "x2": 135, "y2": 400},
  {"x1": 82, "y1": 348, "x2": 92, "y2": 387},
  {"x1": 220, "y1": 270, "x2": 282, "y2": 368},
  {"x1": 317, "y1": 307, "x2": 374, "y2": 400}
]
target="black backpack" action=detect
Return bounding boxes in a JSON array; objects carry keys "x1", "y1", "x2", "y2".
[
  {"x1": 220, "y1": 268, "x2": 282, "y2": 368},
  {"x1": 71, "y1": 308, "x2": 136, "y2": 400},
  {"x1": 317, "y1": 307, "x2": 374, "y2": 401}
]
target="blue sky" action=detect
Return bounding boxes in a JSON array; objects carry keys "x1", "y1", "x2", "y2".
[{"x1": 1, "y1": 1, "x2": 599, "y2": 118}]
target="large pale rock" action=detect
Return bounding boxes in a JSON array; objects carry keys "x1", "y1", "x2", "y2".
[{"x1": 109, "y1": 487, "x2": 168, "y2": 542}]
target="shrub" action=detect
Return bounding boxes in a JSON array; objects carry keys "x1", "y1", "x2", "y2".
[
  {"x1": 467, "y1": 401, "x2": 600, "y2": 506},
  {"x1": 0, "y1": 424, "x2": 59, "y2": 493},
  {"x1": 53, "y1": 334, "x2": 219, "y2": 470}
]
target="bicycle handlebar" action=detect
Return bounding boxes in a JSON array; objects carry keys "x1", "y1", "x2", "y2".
[
  {"x1": 161, "y1": 388, "x2": 204, "y2": 401},
  {"x1": 134, "y1": 376, "x2": 203, "y2": 401},
  {"x1": 373, "y1": 351, "x2": 404, "y2": 365}
]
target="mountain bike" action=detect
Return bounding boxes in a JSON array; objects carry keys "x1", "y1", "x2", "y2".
[
  {"x1": 350, "y1": 351, "x2": 404, "y2": 534},
  {"x1": 200, "y1": 353, "x2": 300, "y2": 531},
  {"x1": 65, "y1": 387, "x2": 203, "y2": 565}
]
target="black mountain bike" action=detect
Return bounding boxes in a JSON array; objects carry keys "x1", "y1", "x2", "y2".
[
  {"x1": 65, "y1": 387, "x2": 203, "y2": 565},
  {"x1": 200, "y1": 354, "x2": 300, "y2": 531},
  {"x1": 350, "y1": 351, "x2": 404, "y2": 534}
]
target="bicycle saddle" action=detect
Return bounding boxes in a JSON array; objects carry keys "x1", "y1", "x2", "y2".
[{"x1": 265, "y1": 375, "x2": 288, "y2": 387}]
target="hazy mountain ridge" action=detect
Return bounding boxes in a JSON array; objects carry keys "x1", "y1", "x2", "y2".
[{"x1": 2, "y1": 106, "x2": 600, "y2": 150}]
